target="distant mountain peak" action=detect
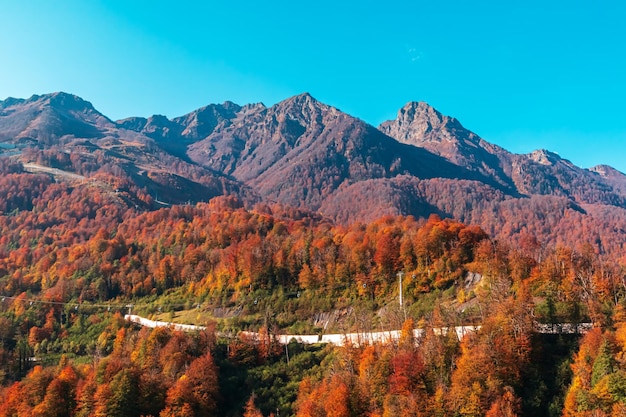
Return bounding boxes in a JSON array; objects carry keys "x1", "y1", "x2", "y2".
[
  {"x1": 240, "y1": 102, "x2": 266, "y2": 113},
  {"x1": 221, "y1": 100, "x2": 240, "y2": 111},
  {"x1": 379, "y1": 101, "x2": 521, "y2": 192},
  {"x1": 528, "y1": 149, "x2": 562, "y2": 166},
  {"x1": 398, "y1": 101, "x2": 443, "y2": 121},
  {"x1": 0, "y1": 92, "x2": 98, "y2": 113},
  {"x1": 37, "y1": 92, "x2": 97, "y2": 111},
  {"x1": 149, "y1": 114, "x2": 170, "y2": 122},
  {"x1": 47, "y1": 91, "x2": 80, "y2": 99},
  {"x1": 292, "y1": 92, "x2": 314, "y2": 100},
  {"x1": 174, "y1": 102, "x2": 243, "y2": 141},
  {"x1": 399, "y1": 100, "x2": 442, "y2": 117},
  {"x1": 280, "y1": 92, "x2": 322, "y2": 108},
  {"x1": 590, "y1": 164, "x2": 625, "y2": 178},
  {"x1": 379, "y1": 100, "x2": 487, "y2": 161},
  {"x1": 272, "y1": 93, "x2": 332, "y2": 126},
  {"x1": 0, "y1": 97, "x2": 24, "y2": 108},
  {"x1": 379, "y1": 101, "x2": 463, "y2": 143}
]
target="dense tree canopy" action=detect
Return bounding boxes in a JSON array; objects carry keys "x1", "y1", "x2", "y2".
[{"x1": 1, "y1": 166, "x2": 626, "y2": 416}]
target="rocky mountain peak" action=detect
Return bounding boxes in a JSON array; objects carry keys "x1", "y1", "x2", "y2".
[
  {"x1": 273, "y1": 93, "x2": 331, "y2": 125},
  {"x1": 398, "y1": 101, "x2": 444, "y2": 125},
  {"x1": 0, "y1": 91, "x2": 114, "y2": 143},
  {"x1": 34, "y1": 92, "x2": 113, "y2": 128},
  {"x1": 589, "y1": 164, "x2": 625, "y2": 178},
  {"x1": 147, "y1": 114, "x2": 170, "y2": 125},
  {"x1": 528, "y1": 149, "x2": 562, "y2": 166},
  {"x1": 378, "y1": 101, "x2": 464, "y2": 145},
  {"x1": 221, "y1": 100, "x2": 240, "y2": 111},
  {"x1": 240, "y1": 102, "x2": 266, "y2": 112},
  {"x1": 174, "y1": 102, "x2": 243, "y2": 141},
  {"x1": 379, "y1": 102, "x2": 519, "y2": 192},
  {"x1": 39, "y1": 92, "x2": 98, "y2": 113},
  {"x1": 116, "y1": 116, "x2": 148, "y2": 131},
  {"x1": 287, "y1": 92, "x2": 315, "y2": 104},
  {"x1": 0, "y1": 97, "x2": 25, "y2": 109}
]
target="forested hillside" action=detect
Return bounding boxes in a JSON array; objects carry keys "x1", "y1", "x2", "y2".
[
  {"x1": 3, "y1": 91, "x2": 626, "y2": 415},
  {"x1": 0, "y1": 160, "x2": 625, "y2": 416}
]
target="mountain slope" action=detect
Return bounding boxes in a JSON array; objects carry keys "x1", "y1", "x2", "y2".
[
  {"x1": 0, "y1": 93, "x2": 257, "y2": 206},
  {"x1": 379, "y1": 101, "x2": 517, "y2": 191},
  {"x1": 0, "y1": 92, "x2": 115, "y2": 144},
  {"x1": 380, "y1": 102, "x2": 626, "y2": 208},
  {"x1": 2, "y1": 91, "x2": 626, "y2": 255},
  {"x1": 187, "y1": 93, "x2": 492, "y2": 209}
]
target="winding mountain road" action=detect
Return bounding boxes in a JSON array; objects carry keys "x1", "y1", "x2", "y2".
[{"x1": 125, "y1": 314, "x2": 593, "y2": 347}]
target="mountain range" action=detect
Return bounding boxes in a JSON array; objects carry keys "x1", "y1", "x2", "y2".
[{"x1": 2, "y1": 91, "x2": 626, "y2": 255}]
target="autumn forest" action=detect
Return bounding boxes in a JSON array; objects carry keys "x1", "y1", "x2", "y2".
[
  {"x1": 0, "y1": 157, "x2": 625, "y2": 417},
  {"x1": 2, "y1": 90, "x2": 626, "y2": 416}
]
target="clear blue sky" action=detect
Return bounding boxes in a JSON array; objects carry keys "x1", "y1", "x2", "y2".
[{"x1": 1, "y1": 1, "x2": 625, "y2": 171}]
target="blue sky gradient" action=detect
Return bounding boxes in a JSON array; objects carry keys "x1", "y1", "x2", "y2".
[{"x1": 1, "y1": 1, "x2": 625, "y2": 171}]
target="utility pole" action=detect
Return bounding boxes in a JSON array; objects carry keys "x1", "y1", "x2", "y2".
[
  {"x1": 397, "y1": 271, "x2": 404, "y2": 308},
  {"x1": 398, "y1": 271, "x2": 406, "y2": 320}
]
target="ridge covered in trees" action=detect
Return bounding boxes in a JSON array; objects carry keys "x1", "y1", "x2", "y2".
[{"x1": 0, "y1": 162, "x2": 626, "y2": 416}]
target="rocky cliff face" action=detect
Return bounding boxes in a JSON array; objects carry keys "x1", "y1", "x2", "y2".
[
  {"x1": 186, "y1": 93, "x2": 475, "y2": 209},
  {"x1": 379, "y1": 101, "x2": 626, "y2": 208},
  {"x1": 379, "y1": 101, "x2": 517, "y2": 191}
]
